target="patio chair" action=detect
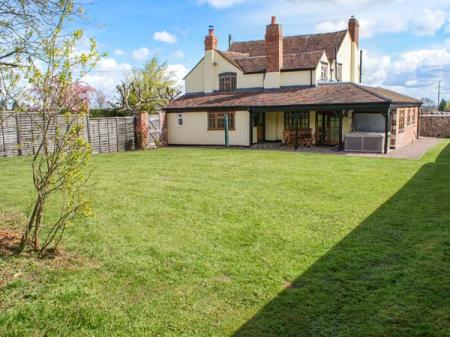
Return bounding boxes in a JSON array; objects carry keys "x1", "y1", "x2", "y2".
[
  {"x1": 283, "y1": 129, "x2": 295, "y2": 147},
  {"x1": 303, "y1": 132, "x2": 314, "y2": 148}
]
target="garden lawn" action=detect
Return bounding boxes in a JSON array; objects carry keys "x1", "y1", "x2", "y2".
[{"x1": 1, "y1": 142, "x2": 449, "y2": 337}]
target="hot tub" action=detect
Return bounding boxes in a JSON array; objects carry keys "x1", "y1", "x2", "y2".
[{"x1": 344, "y1": 132, "x2": 385, "y2": 153}]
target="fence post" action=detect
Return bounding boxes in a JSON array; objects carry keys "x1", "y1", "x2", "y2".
[
  {"x1": 97, "y1": 120, "x2": 102, "y2": 153},
  {"x1": 15, "y1": 113, "x2": 22, "y2": 156},
  {"x1": 115, "y1": 117, "x2": 119, "y2": 152},
  {"x1": 106, "y1": 118, "x2": 111, "y2": 152},
  {"x1": 1, "y1": 114, "x2": 6, "y2": 157},
  {"x1": 86, "y1": 115, "x2": 91, "y2": 145}
]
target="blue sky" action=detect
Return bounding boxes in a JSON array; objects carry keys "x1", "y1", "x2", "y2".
[{"x1": 81, "y1": 0, "x2": 450, "y2": 102}]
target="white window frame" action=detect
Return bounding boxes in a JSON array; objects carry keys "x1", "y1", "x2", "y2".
[
  {"x1": 320, "y1": 63, "x2": 328, "y2": 81},
  {"x1": 176, "y1": 113, "x2": 183, "y2": 126}
]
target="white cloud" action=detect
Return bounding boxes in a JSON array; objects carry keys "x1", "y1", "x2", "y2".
[
  {"x1": 170, "y1": 50, "x2": 185, "y2": 59},
  {"x1": 82, "y1": 58, "x2": 132, "y2": 100},
  {"x1": 413, "y1": 9, "x2": 446, "y2": 36},
  {"x1": 363, "y1": 47, "x2": 450, "y2": 98},
  {"x1": 132, "y1": 47, "x2": 150, "y2": 61},
  {"x1": 315, "y1": 20, "x2": 347, "y2": 33},
  {"x1": 237, "y1": 1, "x2": 450, "y2": 39},
  {"x1": 153, "y1": 31, "x2": 177, "y2": 44},
  {"x1": 114, "y1": 49, "x2": 125, "y2": 56},
  {"x1": 314, "y1": 10, "x2": 441, "y2": 38},
  {"x1": 167, "y1": 64, "x2": 189, "y2": 90},
  {"x1": 198, "y1": 0, "x2": 245, "y2": 9}
]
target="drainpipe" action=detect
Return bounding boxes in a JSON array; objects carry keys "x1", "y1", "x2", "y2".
[
  {"x1": 335, "y1": 47, "x2": 338, "y2": 81},
  {"x1": 224, "y1": 113, "x2": 229, "y2": 147},
  {"x1": 359, "y1": 50, "x2": 363, "y2": 83}
]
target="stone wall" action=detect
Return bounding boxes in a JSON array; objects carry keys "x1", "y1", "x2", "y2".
[{"x1": 420, "y1": 115, "x2": 450, "y2": 138}]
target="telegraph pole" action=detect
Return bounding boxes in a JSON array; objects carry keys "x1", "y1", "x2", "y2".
[{"x1": 438, "y1": 81, "x2": 441, "y2": 110}]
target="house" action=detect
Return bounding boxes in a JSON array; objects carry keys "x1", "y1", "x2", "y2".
[{"x1": 164, "y1": 16, "x2": 422, "y2": 153}]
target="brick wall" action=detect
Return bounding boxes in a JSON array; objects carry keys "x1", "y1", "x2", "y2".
[
  {"x1": 420, "y1": 115, "x2": 450, "y2": 138},
  {"x1": 393, "y1": 107, "x2": 419, "y2": 149}
]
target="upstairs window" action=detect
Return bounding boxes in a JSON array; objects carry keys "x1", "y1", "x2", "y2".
[
  {"x1": 320, "y1": 63, "x2": 328, "y2": 81},
  {"x1": 219, "y1": 73, "x2": 237, "y2": 91},
  {"x1": 337, "y1": 63, "x2": 343, "y2": 81},
  {"x1": 208, "y1": 112, "x2": 235, "y2": 130}
]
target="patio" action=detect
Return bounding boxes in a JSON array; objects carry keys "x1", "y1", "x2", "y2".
[{"x1": 250, "y1": 137, "x2": 441, "y2": 160}]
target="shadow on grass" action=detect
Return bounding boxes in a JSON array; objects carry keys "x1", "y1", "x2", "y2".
[{"x1": 232, "y1": 144, "x2": 450, "y2": 337}]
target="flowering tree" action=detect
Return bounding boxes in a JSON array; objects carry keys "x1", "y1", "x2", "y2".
[{"x1": 17, "y1": 1, "x2": 101, "y2": 255}]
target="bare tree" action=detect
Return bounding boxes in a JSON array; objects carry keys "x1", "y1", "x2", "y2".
[
  {"x1": 110, "y1": 57, "x2": 181, "y2": 114},
  {"x1": 92, "y1": 90, "x2": 107, "y2": 109},
  {"x1": 0, "y1": 0, "x2": 85, "y2": 68}
]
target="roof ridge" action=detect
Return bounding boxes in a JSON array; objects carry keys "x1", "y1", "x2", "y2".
[
  {"x1": 284, "y1": 50, "x2": 324, "y2": 56},
  {"x1": 284, "y1": 30, "x2": 348, "y2": 39},
  {"x1": 230, "y1": 29, "x2": 348, "y2": 46}
]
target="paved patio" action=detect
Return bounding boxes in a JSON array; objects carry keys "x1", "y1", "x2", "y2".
[{"x1": 250, "y1": 137, "x2": 442, "y2": 160}]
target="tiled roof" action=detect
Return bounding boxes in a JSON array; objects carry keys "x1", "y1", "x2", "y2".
[
  {"x1": 166, "y1": 83, "x2": 422, "y2": 111},
  {"x1": 218, "y1": 50, "x2": 325, "y2": 74},
  {"x1": 356, "y1": 85, "x2": 421, "y2": 104},
  {"x1": 229, "y1": 30, "x2": 347, "y2": 61}
]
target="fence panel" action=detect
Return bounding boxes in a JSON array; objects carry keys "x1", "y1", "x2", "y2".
[
  {"x1": 0, "y1": 112, "x2": 159, "y2": 158},
  {"x1": 0, "y1": 113, "x2": 19, "y2": 157}
]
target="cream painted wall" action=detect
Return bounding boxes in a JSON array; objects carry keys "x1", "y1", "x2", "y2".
[
  {"x1": 265, "y1": 111, "x2": 284, "y2": 141},
  {"x1": 167, "y1": 110, "x2": 250, "y2": 146},
  {"x1": 343, "y1": 112, "x2": 353, "y2": 135},
  {"x1": 336, "y1": 33, "x2": 352, "y2": 82},
  {"x1": 252, "y1": 126, "x2": 258, "y2": 144},
  {"x1": 281, "y1": 71, "x2": 313, "y2": 86},
  {"x1": 264, "y1": 72, "x2": 281, "y2": 89},
  {"x1": 185, "y1": 51, "x2": 265, "y2": 93},
  {"x1": 185, "y1": 59, "x2": 204, "y2": 93}
]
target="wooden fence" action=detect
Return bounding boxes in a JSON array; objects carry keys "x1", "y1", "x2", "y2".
[{"x1": 0, "y1": 112, "x2": 161, "y2": 157}]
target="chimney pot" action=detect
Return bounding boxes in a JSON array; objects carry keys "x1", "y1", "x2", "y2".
[
  {"x1": 205, "y1": 25, "x2": 218, "y2": 50},
  {"x1": 271, "y1": 16, "x2": 276, "y2": 25}
]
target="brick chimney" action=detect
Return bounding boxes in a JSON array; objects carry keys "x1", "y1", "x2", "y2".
[
  {"x1": 348, "y1": 16, "x2": 359, "y2": 46},
  {"x1": 205, "y1": 25, "x2": 218, "y2": 50},
  {"x1": 265, "y1": 16, "x2": 283, "y2": 72}
]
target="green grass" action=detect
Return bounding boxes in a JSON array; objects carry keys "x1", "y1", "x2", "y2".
[{"x1": 1, "y1": 143, "x2": 449, "y2": 337}]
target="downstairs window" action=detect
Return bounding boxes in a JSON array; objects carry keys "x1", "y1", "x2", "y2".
[{"x1": 208, "y1": 112, "x2": 235, "y2": 130}]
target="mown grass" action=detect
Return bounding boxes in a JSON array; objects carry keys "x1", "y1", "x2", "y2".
[{"x1": 0, "y1": 142, "x2": 449, "y2": 337}]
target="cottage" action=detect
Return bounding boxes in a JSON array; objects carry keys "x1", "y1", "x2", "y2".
[{"x1": 164, "y1": 16, "x2": 421, "y2": 153}]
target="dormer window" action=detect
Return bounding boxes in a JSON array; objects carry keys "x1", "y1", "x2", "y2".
[
  {"x1": 337, "y1": 63, "x2": 343, "y2": 81},
  {"x1": 320, "y1": 63, "x2": 328, "y2": 81},
  {"x1": 219, "y1": 72, "x2": 237, "y2": 91}
]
